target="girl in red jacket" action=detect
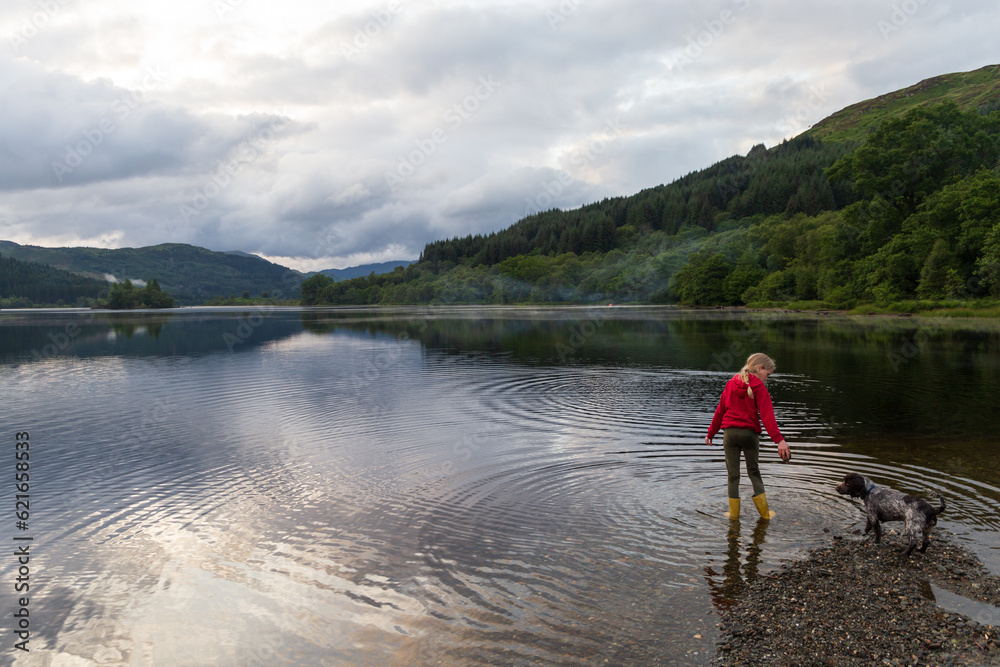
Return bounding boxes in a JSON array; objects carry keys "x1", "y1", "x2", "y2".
[{"x1": 705, "y1": 353, "x2": 791, "y2": 520}]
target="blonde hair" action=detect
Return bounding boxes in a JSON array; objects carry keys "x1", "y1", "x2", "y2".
[{"x1": 738, "y1": 353, "x2": 776, "y2": 399}]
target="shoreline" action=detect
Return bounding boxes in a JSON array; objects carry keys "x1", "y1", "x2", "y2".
[
  {"x1": 5, "y1": 302, "x2": 1000, "y2": 320},
  {"x1": 713, "y1": 530, "x2": 1000, "y2": 666}
]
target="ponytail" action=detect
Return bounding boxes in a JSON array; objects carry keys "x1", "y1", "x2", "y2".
[{"x1": 738, "y1": 353, "x2": 776, "y2": 399}]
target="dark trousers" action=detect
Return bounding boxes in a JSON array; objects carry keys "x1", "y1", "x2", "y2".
[{"x1": 723, "y1": 428, "x2": 765, "y2": 499}]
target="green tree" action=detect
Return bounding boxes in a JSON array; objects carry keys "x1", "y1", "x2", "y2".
[
  {"x1": 105, "y1": 277, "x2": 174, "y2": 309},
  {"x1": 978, "y1": 223, "x2": 1000, "y2": 296},
  {"x1": 300, "y1": 274, "x2": 334, "y2": 305},
  {"x1": 108, "y1": 279, "x2": 140, "y2": 309},
  {"x1": 828, "y1": 101, "x2": 1000, "y2": 256},
  {"x1": 917, "y1": 239, "x2": 960, "y2": 298},
  {"x1": 672, "y1": 252, "x2": 732, "y2": 305},
  {"x1": 140, "y1": 278, "x2": 174, "y2": 308},
  {"x1": 723, "y1": 258, "x2": 767, "y2": 304}
]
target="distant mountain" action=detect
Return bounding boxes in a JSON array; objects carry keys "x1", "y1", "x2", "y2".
[
  {"x1": 317, "y1": 261, "x2": 414, "y2": 281},
  {"x1": 806, "y1": 63, "x2": 1000, "y2": 143},
  {"x1": 0, "y1": 241, "x2": 305, "y2": 305}
]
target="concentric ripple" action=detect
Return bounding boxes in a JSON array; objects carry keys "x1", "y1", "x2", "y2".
[{"x1": 1, "y1": 308, "x2": 998, "y2": 666}]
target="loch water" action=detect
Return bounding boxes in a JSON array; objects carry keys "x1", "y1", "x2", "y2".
[{"x1": 1, "y1": 306, "x2": 998, "y2": 665}]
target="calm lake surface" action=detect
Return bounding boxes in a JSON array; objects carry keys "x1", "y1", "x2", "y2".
[{"x1": 1, "y1": 306, "x2": 998, "y2": 666}]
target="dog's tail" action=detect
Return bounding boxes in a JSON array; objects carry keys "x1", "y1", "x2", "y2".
[{"x1": 933, "y1": 496, "x2": 946, "y2": 516}]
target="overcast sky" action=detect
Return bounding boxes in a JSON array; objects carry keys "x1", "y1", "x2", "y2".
[{"x1": 0, "y1": 0, "x2": 997, "y2": 271}]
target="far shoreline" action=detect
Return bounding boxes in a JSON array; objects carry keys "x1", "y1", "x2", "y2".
[{"x1": 4, "y1": 301, "x2": 1000, "y2": 322}]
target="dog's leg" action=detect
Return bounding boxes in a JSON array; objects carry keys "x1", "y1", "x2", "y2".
[
  {"x1": 865, "y1": 507, "x2": 882, "y2": 543},
  {"x1": 919, "y1": 522, "x2": 932, "y2": 553},
  {"x1": 905, "y1": 528, "x2": 920, "y2": 556}
]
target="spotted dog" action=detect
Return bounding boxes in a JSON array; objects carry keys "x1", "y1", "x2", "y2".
[{"x1": 835, "y1": 472, "x2": 945, "y2": 556}]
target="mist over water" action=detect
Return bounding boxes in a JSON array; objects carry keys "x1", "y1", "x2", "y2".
[{"x1": 1, "y1": 307, "x2": 998, "y2": 665}]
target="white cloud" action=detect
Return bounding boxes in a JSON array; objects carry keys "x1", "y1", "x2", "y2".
[{"x1": 1, "y1": 0, "x2": 998, "y2": 269}]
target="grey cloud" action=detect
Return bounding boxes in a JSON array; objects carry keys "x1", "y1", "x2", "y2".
[
  {"x1": 439, "y1": 165, "x2": 607, "y2": 229},
  {"x1": 0, "y1": 1, "x2": 997, "y2": 269},
  {"x1": 0, "y1": 58, "x2": 293, "y2": 191}
]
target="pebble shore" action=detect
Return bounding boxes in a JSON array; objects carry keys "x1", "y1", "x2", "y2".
[{"x1": 714, "y1": 530, "x2": 1000, "y2": 666}]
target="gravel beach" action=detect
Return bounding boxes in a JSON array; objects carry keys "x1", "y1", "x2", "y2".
[{"x1": 713, "y1": 530, "x2": 1000, "y2": 666}]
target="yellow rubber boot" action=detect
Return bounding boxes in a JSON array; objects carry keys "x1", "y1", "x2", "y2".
[
  {"x1": 724, "y1": 497, "x2": 740, "y2": 520},
  {"x1": 753, "y1": 492, "x2": 775, "y2": 519}
]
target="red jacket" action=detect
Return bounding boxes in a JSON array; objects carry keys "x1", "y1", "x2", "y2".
[{"x1": 708, "y1": 374, "x2": 784, "y2": 443}]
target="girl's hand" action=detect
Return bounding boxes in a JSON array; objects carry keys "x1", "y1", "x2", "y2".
[
  {"x1": 777, "y1": 440, "x2": 791, "y2": 462},
  {"x1": 705, "y1": 436, "x2": 713, "y2": 446}
]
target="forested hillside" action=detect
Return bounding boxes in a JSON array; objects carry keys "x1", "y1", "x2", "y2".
[
  {"x1": 0, "y1": 254, "x2": 108, "y2": 307},
  {"x1": 303, "y1": 67, "x2": 1000, "y2": 310},
  {"x1": 301, "y1": 135, "x2": 861, "y2": 306},
  {"x1": 419, "y1": 137, "x2": 855, "y2": 268}
]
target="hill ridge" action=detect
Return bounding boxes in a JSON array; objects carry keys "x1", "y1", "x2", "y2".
[
  {"x1": 807, "y1": 63, "x2": 1000, "y2": 142},
  {"x1": 0, "y1": 240, "x2": 304, "y2": 305}
]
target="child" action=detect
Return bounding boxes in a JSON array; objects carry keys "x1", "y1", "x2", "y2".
[{"x1": 705, "y1": 353, "x2": 791, "y2": 520}]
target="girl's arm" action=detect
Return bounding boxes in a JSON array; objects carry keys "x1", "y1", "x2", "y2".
[
  {"x1": 755, "y1": 387, "x2": 785, "y2": 443},
  {"x1": 706, "y1": 395, "x2": 726, "y2": 443},
  {"x1": 756, "y1": 386, "x2": 790, "y2": 461}
]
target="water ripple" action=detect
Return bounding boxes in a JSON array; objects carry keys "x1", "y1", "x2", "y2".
[{"x1": 2, "y1": 311, "x2": 999, "y2": 666}]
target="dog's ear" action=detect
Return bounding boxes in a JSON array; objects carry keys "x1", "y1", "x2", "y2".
[
  {"x1": 835, "y1": 474, "x2": 854, "y2": 495},
  {"x1": 842, "y1": 473, "x2": 865, "y2": 497}
]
